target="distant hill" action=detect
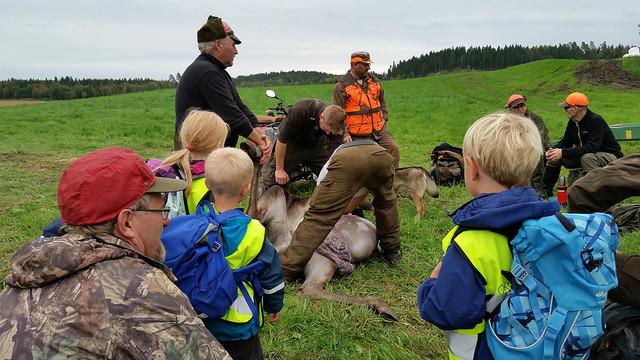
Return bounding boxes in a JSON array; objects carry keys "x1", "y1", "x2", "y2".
[
  {"x1": 234, "y1": 70, "x2": 339, "y2": 87},
  {"x1": 386, "y1": 42, "x2": 630, "y2": 79},
  {"x1": 2, "y1": 42, "x2": 633, "y2": 100}
]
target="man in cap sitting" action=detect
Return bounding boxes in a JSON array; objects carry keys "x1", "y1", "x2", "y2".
[
  {"x1": 334, "y1": 51, "x2": 400, "y2": 167},
  {"x1": 175, "y1": 15, "x2": 271, "y2": 165},
  {"x1": 504, "y1": 94, "x2": 551, "y2": 195},
  {"x1": 0, "y1": 147, "x2": 231, "y2": 359},
  {"x1": 543, "y1": 92, "x2": 622, "y2": 197}
]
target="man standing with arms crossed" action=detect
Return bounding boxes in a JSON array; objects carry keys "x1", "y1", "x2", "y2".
[
  {"x1": 175, "y1": 15, "x2": 271, "y2": 165},
  {"x1": 334, "y1": 51, "x2": 400, "y2": 167}
]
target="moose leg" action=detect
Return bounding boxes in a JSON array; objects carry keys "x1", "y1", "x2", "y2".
[
  {"x1": 410, "y1": 189, "x2": 426, "y2": 220},
  {"x1": 299, "y1": 253, "x2": 398, "y2": 321}
]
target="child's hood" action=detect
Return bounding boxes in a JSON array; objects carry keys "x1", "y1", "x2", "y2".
[
  {"x1": 219, "y1": 210, "x2": 253, "y2": 255},
  {"x1": 450, "y1": 187, "x2": 560, "y2": 229}
]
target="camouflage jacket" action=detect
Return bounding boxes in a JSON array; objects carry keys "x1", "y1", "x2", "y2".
[
  {"x1": 525, "y1": 110, "x2": 552, "y2": 151},
  {"x1": 0, "y1": 233, "x2": 231, "y2": 360}
]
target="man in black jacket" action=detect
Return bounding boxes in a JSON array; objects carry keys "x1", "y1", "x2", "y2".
[
  {"x1": 543, "y1": 92, "x2": 622, "y2": 197},
  {"x1": 175, "y1": 15, "x2": 271, "y2": 165},
  {"x1": 274, "y1": 100, "x2": 345, "y2": 185}
]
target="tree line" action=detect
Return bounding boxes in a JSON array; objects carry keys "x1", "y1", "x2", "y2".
[
  {"x1": 385, "y1": 42, "x2": 630, "y2": 79},
  {"x1": 2, "y1": 42, "x2": 632, "y2": 99},
  {"x1": 0, "y1": 77, "x2": 175, "y2": 100},
  {"x1": 234, "y1": 70, "x2": 339, "y2": 87}
]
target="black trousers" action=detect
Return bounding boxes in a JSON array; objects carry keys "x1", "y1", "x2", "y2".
[{"x1": 220, "y1": 335, "x2": 264, "y2": 360}]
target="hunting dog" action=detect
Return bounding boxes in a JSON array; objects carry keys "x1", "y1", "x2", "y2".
[{"x1": 394, "y1": 167, "x2": 439, "y2": 220}]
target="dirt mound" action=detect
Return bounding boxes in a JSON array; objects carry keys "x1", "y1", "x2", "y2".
[{"x1": 575, "y1": 60, "x2": 640, "y2": 90}]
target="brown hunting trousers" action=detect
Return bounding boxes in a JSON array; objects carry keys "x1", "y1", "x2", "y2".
[
  {"x1": 568, "y1": 154, "x2": 640, "y2": 213},
  {"x1": 278, "y1": 143, "x2": 400, "y2": 280}
]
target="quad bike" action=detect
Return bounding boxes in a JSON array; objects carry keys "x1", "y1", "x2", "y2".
[{"x1": 264, "y1": 89, "x2": 291, "y2": 118}]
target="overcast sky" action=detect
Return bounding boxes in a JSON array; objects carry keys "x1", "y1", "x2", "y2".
[{"x1": 1, "y1": 0, "x2": 638, "y2": 80}]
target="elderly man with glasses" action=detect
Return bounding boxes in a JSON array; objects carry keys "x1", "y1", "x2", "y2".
[
  {"x1": 0, "y1": 147, "x2": 231, "y2": 359},
  {"x1": 504, "y1": 94, "x2": 551, "y2": 195},
  {"x1": 542, "y1": 92, "x2": 623, "y2": 198}
]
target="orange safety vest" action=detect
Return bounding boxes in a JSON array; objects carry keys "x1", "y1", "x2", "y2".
[{"x1": 342, "y1": 77, "x2": 385, "y2": 135}]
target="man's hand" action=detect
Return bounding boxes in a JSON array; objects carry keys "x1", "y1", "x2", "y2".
[
  {"x1": 546, "y1": 148, "x2": 562, "y2": 163},
  {"x1": 275, "y1": 168, "x2": 289, "y2": 185},
  {"x1": 430, "y1": 261, "x2": 442, "y2": 278},
  {"x1": 259, "y1": 135, "x2": 272, "y2": 165},
  {"x1": 343, "y1": 133, "x2": 352, "y2": 143},
  {"x1": 268, "y1": 311, "x2": 281, "y2": 323}
]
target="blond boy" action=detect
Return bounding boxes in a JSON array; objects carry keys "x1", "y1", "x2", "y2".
[
  {"x1": 417, "y1": 112, "x2": 559, "y2": 360},
  {"x1": 202, "y1": 148, "x2": 284, "y2": 360}
]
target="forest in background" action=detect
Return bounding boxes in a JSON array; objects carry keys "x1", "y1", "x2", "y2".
[{"x1": 0, "y1": 41, "x2": 631, "y2": 99}]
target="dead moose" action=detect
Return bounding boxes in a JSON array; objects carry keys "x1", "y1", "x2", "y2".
[{"x1": 255, "y1": 185, "x2": 398, "y2": 321}]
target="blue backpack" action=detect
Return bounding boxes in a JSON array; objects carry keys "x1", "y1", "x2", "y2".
[
  {"x1": 161, "y1": 202, "x2": 265, "y2": 320},
  {"x1": 487, "y1": 213, "x2": 619, "y2": 359}
]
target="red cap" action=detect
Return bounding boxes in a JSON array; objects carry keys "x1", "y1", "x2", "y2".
[
  {"x1": 559, "y1": 92, "x2": 589, "y2": 108},
  {"x1": 505, "y1": 94, "x2": 526, "y2": 109},
  {"x1": 57, "y1": 147, "x2": 185, "y2": 225}
]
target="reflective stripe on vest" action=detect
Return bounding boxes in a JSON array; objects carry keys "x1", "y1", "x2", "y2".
[
  {"x1": 441, "y1": 226, "x2": 513, "y2": 359},
  {"x1": 446, "y1": 331, "x2": 478, "y2": 360},
  {"x1": 220, "y1": 219, "x2": 265, "y2": 324},
  {"x1": 186, "y1": 177, "x2": 209, "y2": 215},
  {"x1": 343, "y1": 77, "x2": 385, "y2": 135}
]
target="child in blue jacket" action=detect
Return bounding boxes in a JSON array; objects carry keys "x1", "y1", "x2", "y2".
[
  {"x1": 418, "y1": 112, "x2": 559, "y2": 359},
  {"x1": 203, "y1": 148, "x2": 285, "y2": 360}
]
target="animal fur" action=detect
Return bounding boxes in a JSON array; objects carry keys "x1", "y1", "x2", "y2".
[
  {"x1": 256, "y1": 186, "x2": 398, "y2": 321},
  {"x1": 394, "y1": 167, "x2": 439, "y2": 220}
]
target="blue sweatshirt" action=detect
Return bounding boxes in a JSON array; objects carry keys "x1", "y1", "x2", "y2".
[{"x1": 418, "y1": 187, "x2": 559, "y2": 359}]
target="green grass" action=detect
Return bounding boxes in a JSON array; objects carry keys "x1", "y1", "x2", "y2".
[
  {"x1": 622, "y1": 56, "x2": 640, "y2": 77},
  {"x1": 1, "y1": 59, "x2": 640, "y2": 359}
]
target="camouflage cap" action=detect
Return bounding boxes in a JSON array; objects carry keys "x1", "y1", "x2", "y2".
[
  {"x1": 197, "y1": 15, "x2": 241, "y2": 44},
  {"x1": 350, "y1": 51, "x2": 374, "y2": 64}
]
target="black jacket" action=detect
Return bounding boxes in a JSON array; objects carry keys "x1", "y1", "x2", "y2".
[
  {"x1": 175, "y1": 54, "x2": 258, "y2": 147},
  {"x1": 277, "y1": 99, "x2": 327, "y2": 148},
  {"x1": 557, "y1": 109, "x2": 622, "y2": 159}
]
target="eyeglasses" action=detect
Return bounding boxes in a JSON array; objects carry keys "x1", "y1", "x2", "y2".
[
  {"x1": 563, "y1": 105, "x2": 574, "y2": 111},
  {"x1": 133, "y1": 207, "x2": 171, "y2": 220},
  {"x1": 510, "y1": 103, "x2": 526, "y2": 109}
]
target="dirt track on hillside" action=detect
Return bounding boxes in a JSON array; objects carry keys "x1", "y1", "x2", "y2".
[{"x1": 575, "y1": 60, "x2": 640, "y2": 90}]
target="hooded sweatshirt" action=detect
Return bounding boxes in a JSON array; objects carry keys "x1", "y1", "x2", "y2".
[{"x1": 0, "y1": 232, "x2": 231, "y2": 360}]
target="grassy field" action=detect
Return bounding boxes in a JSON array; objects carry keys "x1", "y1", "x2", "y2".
[
  {"x1": 623, "y1": 55, "x2": 640, "y2": 77},
  {"x1": 1, "y1": 59, "x2": 640, "y2": 359},
  {"x1": 0, "y1": 99, "x2": 46, "y2": 107}
]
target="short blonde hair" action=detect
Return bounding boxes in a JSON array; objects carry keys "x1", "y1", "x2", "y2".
[
  {"x1": 322, "y1": 105, "x2": 346, "y2": 135},
  {"x1": 156, "y1": 109, "x2": 228, "y2": 194},
  {"x1": 205, "y1": 148, "x2": 254, "y2": 197},
  {"x1": 463, "y1": 112, "x2": 542, "y2": 188}
]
